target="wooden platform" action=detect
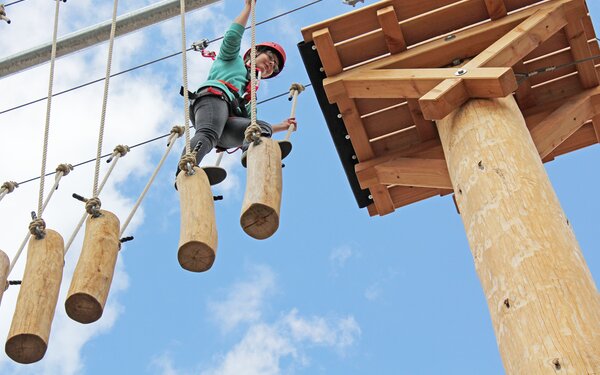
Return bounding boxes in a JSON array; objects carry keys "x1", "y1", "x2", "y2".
[{"x1": 299, "y1": 0, "x2": 600, "y2": 216}]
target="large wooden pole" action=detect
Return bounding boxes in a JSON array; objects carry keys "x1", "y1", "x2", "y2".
[
  {"x1": 5, "y1": 230, "x2": 64, "y2": 364},
  {"x1": 0, "y1": 250, "x2": 9, "y2": 305},
  {"x1": 436, "y1": 95, "x2": 600, "y2": 374},
  {"x1": 65, "y1": 210, "x2": 120, "y2": 324}
]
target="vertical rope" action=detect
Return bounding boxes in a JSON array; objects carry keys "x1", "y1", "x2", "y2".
[
  {"x1": 180, "y1": 0, "x2": 191, "y2": 154},
  {"x1": 250, "y1": 0, "x2": 257, "y2": 129},
  {"x1": 38, "y1": 0, "x2": 61, "y2": 218},
  {"x1": 93, "y1": 0, "x2": 119, "y2": 198}
]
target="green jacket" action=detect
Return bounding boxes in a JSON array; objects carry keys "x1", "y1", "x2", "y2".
[{"x1": 198, "y1": 23, "x2": 250, "y2": 114}]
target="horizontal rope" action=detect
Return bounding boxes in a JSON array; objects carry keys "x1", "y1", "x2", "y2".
[
  {"x1": 4, "y1": 0, "x2": 26, "y2": 7},
  {"x1": 9, "y1": 83, "x2": 311, "y2": 188},
  {"x1": 0, "y1": 0, "x2": 322, "y2": 116}
]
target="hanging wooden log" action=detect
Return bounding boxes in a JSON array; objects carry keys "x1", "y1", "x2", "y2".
[
  {"x1": 5, "y1": 230, "x2": 64, "y2": 364},
  {"x1": 177, "y1": 167, "x2": 218, "y2": 272},
  {"x1": 240, "y1": 138, "x2": 282, "y2": 239},
  {"x1": 0, "y1": 250, "x2": 9, "y2": 305},
  {"x1": 65, "y1": 210, "x2": 120, "y2": 324}
]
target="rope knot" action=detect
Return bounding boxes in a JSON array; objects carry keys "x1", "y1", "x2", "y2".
[
  {"x1": 56, "y1": 163, "x2": 73, "y2": 176},
  {"x1": 0, "y1": 5, "x2": 11, "y2": 24},
  {"x1": 289, "y1": 83, "x2": 306, "y2": 94},
  {"x1": 1, "y1": 181, "x2": 19, "y2": 193},
  {"x1": 113, "y1": 145, "x2": 130, "y2": 157},
  {"x1": 29, "y1": 218, "x2": 46, "y2": 239},
  {"x1": 171, "y1": 126, "x2": 185, "y2": 138},
  {"x1": 244, "y1": 122, "x2": 262, "y2": 145},
  {"x1": 178, "y1": 153, "x2": 197, "y2": 174},
  {"x1": 85, "y1": 197, "x2": 102, "y2": 217}
]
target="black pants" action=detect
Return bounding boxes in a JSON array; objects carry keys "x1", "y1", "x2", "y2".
[{"x1": 181, "y1": 95, "x2": 273, "y2": 166}]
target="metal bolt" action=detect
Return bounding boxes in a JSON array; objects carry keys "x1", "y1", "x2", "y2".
[
  {"x1": 368, "y1": 195, "x2": 373, "y2": 200},
  {"x1": 351, "y1": 155, "x2": 357, "y2": 160},
  {"x1": 345, "y1": 135, "x2": 350, "y2": 140},
  {"x1": 312, "y1": 45, "x2": 317, "y2": 51},
  {"x1": 319, "y1": 67, "x2": 324, "y2": 72},
  {"x1": 455, "y1": 68, "x2": 468, "y2": 76},
  {"x1": 444, "y1": 34, "x2": 456, "y2": 41},
  {"x1": 337, "y1": 114, "x2": 342, "y2": 119}
]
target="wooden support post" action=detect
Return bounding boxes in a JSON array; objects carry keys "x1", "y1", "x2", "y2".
[
  {"x1": 65, "y1": 210, "x2": 120, "y2": 324},
  {"x1": 5, "y1": 230, "x2": 64, "y2": 364},
  {"x1": 0, "y1": 250, "x2": 8, "y2": 305},
  {"x1": 177, "y1": 168, "x2": 218, "y2": 272},
  {"x1": 241, "y1": 138, "x2": 282, "y2": 240},
  {"x1": 436, "y1": 95, "x2": 600, "y2": 374}
]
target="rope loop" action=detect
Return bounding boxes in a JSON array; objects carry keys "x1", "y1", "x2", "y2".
[
  {"x1": 171, "y1": 125, "x2": 185, "y2": 138},
  {"x1": 178, "y1": 153, "x2": 196, "y2": 174},
  {"x1": 2, "y1": 181, "x2": 19, "y2": 193},
  {"x1": 85, "y1": 197, "x2": 102, "y2": 217},
  {"x1": 29, "y1": 218, "x2": 46, "y2": 239},
  {"x1": 113, "y1": 144, "x2": 130, "y2": 157},
  {"x1": 0, "y1": 4, "x2": 11, "y2": 24},
  {"x1": 244, "y1": 124, "x2": 262, "y2": 145},
  {"x1": 55, "y1": 163, "x2": 73, "y2": 176}
]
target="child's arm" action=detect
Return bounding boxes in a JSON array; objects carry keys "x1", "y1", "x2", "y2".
[
  {"x1": 233, "y1": 0, "x2": 254, "y2": 27},
  {"x1": 272, "y1": 118, "x2": 298, "y2": 134}
]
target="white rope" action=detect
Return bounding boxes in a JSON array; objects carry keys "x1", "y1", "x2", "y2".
[
  {"x1": 9, "y1": 169, "x2": 67, "y2": 275},
  {"x1": 92, "y1": 0, "x2": 119, "y2": 198},
  {"x1": 120, "y1": 130, "x2": 182, "y2": 236},
  {"x1": 64, "y1": 149, "x2": 123, "y2": 256},
  {"x1": 284, "y1": 84, "x2": 304, "y2": 141},
  {"x1": 37, "y1": 0, "x2": 62, "y2": 218},
  {"x1": 179, "y1": 0, "x2": 191, "y2": 154},
  {"x1": 243, "y1": 1, "x2": 261, "y2": 143}
]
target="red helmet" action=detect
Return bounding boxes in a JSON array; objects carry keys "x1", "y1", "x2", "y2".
[{"x1": 244, "y1": 42, "x2": 286, "y2": 78}]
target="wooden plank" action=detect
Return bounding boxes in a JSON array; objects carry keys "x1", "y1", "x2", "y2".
[
  {"x1": 301, "y1": 0, "x2": 460, "y2": 43},
  {"x1": 466, "y1": 0, "x2": 569, "y2": 69},
  {"x1": 369, "y1": 184, "x2": 396, "y2": 216},
  {"x1": 355, "y1": 98, "x2": 405, "y2": 115},
  {"x1": 514, "y1": 61, "x2": 537, "y2": 109},
  {"x1": 336, "y1": 98, "x2": 375, "y2": 160},
  {"x1": 529, "y1": 88, "x2": 599, "y2": 158},
  {"x1": 338, "y1": 67, "x2": 515, "y2": 99},
  {"x1": 530, "y1": 70, "x2": 585, "y2": 106},
  {"x1": 377, "y1": 6, "x2": 406, "y2": 54},
  {"x1": 419, "y1": 79, "x2": 469, "y2": 121},
  {"x1": 312, "y1": 28, "x2": 343, "y2": 76},
  {"x1": 407, "y1": 99, "x2": 437, "y2": 141},
  {"x1": 484, "y1": 0, "x2": 508, "y2": 20},
  {"x1": 524, "y1": 48, "x2": 578, "y2": 86},
  {"x1": 356, "y1": 157, "x2": 452, "y2": 189},
  {"x1": 550, "y1": 122, "x2": 598, "y2": 157},
  {"x1": 362, "y1": 103, "x2": 413, "y2": 140},
  {"x1": 371, "y1": 126, "x2": 422, "y2": 156},
  {"x1": 388, "y1": 185, "x2": 443, "y2": 209},
  {"x1": 564, "y1": 18, "x2": 600, "y2": 88},
  {"x1": 593, "y1": 115, "x2": 600, "y2": 143}
]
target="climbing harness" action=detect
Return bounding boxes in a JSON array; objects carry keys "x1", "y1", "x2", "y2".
[
  {"x1": 192, "y1": 39, "x2": 216, "y2": 60},
  {"x1": 0, "y1": 4, "x2": 11, "y2": 24}
]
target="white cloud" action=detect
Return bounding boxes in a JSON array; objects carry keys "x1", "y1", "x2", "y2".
[
  {"x1": 329, "y1": 245, "x2": 353, "y2": 269},
  {"x1": 364, "y1": 282, "x2": 382, "y2": 301},
  {"x1": 198, "y1": 265, "x2": 361, "y2": 375},
  {"x1": 207, "y1": 264, "x2": 276, "y2": 333}
]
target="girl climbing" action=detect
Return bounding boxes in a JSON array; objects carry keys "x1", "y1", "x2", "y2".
[{"x1": 177, "y1": 0, "x2": 297, "y2": 186}]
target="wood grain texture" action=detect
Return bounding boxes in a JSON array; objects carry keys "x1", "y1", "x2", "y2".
[
  {"x1": 0, "y1": 250, "x2": 8, "y2": 305},
  {"x1": 437, "y1": 95, "x2": 600, "y2": 374},
  {"x1": 177, "y1": 167, "x2": 217, "y2": 272},
  {"x1": 65, "y1": 210, "x2": 120, "y2": 324},
  {"x1": 6, "y1": 230, "x2": 64, "y2": 364},
  {"x1": 240, "y1": 138, "x2": 282, "y2": 240}
]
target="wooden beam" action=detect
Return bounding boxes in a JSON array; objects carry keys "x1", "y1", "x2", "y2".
[
  {"x1": 419, "y1": 79, "x2": 469, "y2": 121},
  {"x1": 530, "y1": 89, "x2": 600, "y2": 158},
  {"x1": 593, "y1": 115, "x2": 600, "y2": 143},
  {"x1": 484, "y1": 0, "x2": 508, "y2": 20},
  {"x1": 336, "y1": 99, "x2": 374, "y2": 160},
  {"x1": 407, "y1": 99, "x2": 437, "y2": 141},
  {"x1": 377, "y1": 6, "x2": 406, "y2": 54},
  {"x1": 564, "y1": 19, "x2": 600, "y2": 88},
  {"x1": 369, "y1": 185, "x2": 395, "y2": 216},
  {"x1": 312, "y1": 28, "x2": 343, "y2": 76},
  {"x1": 337, "y1": 67, "x2": 516, "y2": 100},
  {"x1": 466, "y1": 1, "x2": 569, "y2": 68},
  {"x1": 356, "y1": 157, "x2": 452, "y2": 190}
]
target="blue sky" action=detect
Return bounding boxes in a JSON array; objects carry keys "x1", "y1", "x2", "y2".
[{"x1": 0, "y1": 1, "x2": 599, "y2": 374}]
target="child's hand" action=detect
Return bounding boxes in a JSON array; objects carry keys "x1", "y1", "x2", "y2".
[{"x1": 281, "y1": 118, "x2": 297, "y2": 131}]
